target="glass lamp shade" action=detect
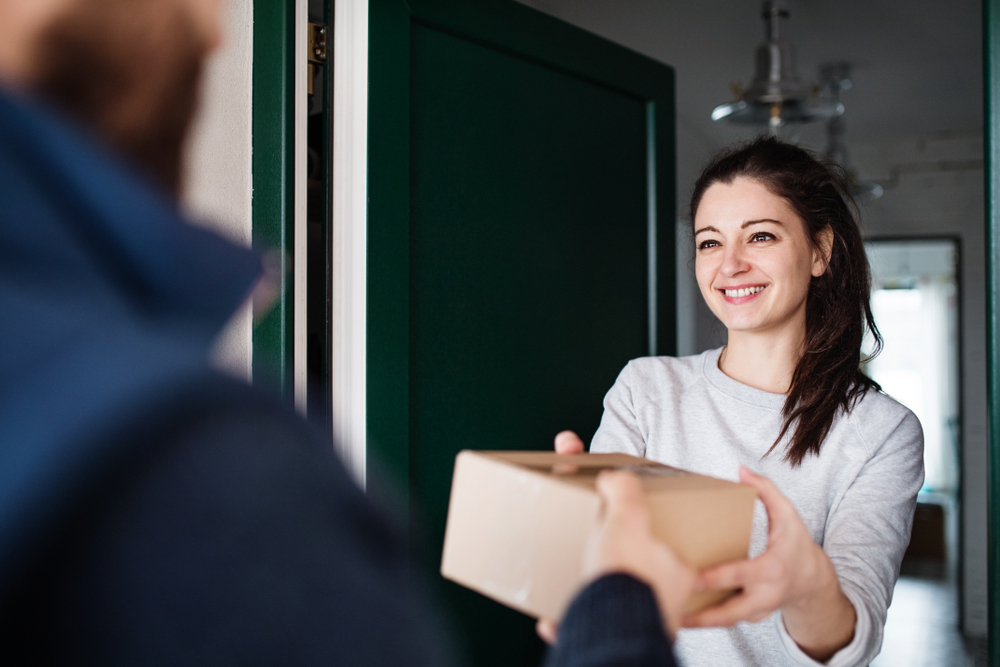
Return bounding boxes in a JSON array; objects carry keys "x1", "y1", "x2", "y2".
[{"x1": 712, "y1": 98, "x2": 843, "y2": 125}]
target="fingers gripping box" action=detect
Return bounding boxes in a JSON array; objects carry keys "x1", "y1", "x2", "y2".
[{"x1": 440, "y1": 451, "x2": 757, "y2": 621}]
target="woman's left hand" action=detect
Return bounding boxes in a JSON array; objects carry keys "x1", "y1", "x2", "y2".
[{"x1": 682, "y1": 467, "x2": 856, "y2": 662}]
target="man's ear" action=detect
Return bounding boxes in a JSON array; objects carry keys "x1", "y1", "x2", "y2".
[
  {"x1": 811, "y1": 227, "x2": 834, "y2": 277},
  {"x1": 0, "y1": 0, "x2": 72, "y2": 86}
]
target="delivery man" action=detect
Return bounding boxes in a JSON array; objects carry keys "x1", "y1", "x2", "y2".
[{"x1": 0, "y1": 1, "x2": 693, "y2": 664}]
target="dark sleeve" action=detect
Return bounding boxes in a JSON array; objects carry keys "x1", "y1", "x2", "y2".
[
  {"x1": 544, "y1": 574, "x2": 680, "y2": 667},
  {"x1": 11, "y1": 390, "x2": 457, "y2": 667}
]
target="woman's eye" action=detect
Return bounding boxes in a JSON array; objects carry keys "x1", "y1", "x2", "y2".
[
  {"x1": 697, "y1": 239, "x2": 720, "y2": 250},
  {"x1": 749, "y1": 232, "x2": 775, "y2": 243}
]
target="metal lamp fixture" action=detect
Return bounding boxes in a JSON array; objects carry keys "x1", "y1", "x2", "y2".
[
  {"x1": 821, "y1": 62, "x2": 883, "y2": 203},
  {"x1": 712, "y1": 1, "x2": 842, "y2": 135}
]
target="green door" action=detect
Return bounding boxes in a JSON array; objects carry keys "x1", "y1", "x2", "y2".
[{"x1": 368, "y1": 1, "x2": 676, "y2": 664}]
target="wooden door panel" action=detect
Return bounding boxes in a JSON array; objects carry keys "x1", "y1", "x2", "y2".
[{"x1": 409, "y1": 25, "x2": 649, "y2": 663}]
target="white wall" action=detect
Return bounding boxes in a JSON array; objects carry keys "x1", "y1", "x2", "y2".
[{"x1": 182, "y1": 0, "x2": 255, "y2": 381}]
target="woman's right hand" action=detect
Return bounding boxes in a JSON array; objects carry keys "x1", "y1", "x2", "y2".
[{"x1": 554, "y1": 430, "x2": 585, "y2": 454}]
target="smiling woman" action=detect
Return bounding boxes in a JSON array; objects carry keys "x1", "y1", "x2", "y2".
[
  {"x1": 561, "y1": 136, "x2": 925, "y2": 667},
  {"x1": 690, "y1": 138, "x2": 878, "y2": 466}
]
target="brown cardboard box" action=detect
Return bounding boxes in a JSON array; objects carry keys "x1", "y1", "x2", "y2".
[{"x1": 440, "y1": 451, "x2": 757, "y2": 621}]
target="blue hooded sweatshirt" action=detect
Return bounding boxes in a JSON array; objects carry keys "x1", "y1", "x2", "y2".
[{"x1": 0, "y1": 87, "x2": 261, "y2": 594}]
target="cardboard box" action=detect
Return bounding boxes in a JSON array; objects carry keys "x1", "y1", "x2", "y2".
[{"x1": 440, "y1": 451, "x2": 757, "y2": 621}]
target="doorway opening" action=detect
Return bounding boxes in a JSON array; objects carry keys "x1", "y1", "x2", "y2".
[
  {"x1": 306, "y1": 0, "x2": 331, "y2": 420},
  {"x1": 863, "y1": 238, "x2": 981, "y2": 665}
]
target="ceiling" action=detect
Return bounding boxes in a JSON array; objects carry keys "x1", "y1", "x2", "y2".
[{"x1": 516, "y1": 0, "x2": 983, "y2": 181}]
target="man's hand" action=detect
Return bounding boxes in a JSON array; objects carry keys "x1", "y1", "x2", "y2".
[
  {"x1": 537, "y1": 470, "x2": 695, "y2": 644},
  {"x1": 585, "y1": 471, "x2": 696, "y2": 638},
  {"x1": 682, "y1": 467, "x2": 856, "y2": 662}
]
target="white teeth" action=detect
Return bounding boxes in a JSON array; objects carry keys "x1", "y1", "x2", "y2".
[{"x1": 724, "y1": 286, "x2": 764, "y2": 298}]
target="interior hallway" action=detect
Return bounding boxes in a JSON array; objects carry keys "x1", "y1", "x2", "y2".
[{"x1": 873, "y1": 574, "x2": 986, "y2": 666}]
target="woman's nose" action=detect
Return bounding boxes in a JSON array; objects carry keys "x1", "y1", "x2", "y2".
[{"x1": 720, "y1": 243, "x2": 750, "y2": 276}]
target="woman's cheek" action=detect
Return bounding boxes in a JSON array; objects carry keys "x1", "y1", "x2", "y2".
[{"x1": 694, "y1": 256, "x2": 716, "y2": 294}]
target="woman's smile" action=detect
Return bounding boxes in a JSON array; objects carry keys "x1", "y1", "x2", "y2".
[{"x1": 720, "y1": 284, "x2": 768, "y2": 302}]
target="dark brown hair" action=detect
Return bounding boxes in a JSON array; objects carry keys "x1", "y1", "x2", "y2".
[{"x1": 690, "y1": 135, "x2": 882, "y2": 466}]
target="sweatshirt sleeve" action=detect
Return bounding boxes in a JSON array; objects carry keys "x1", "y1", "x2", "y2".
[
  {"x1": 589, "y1": 362, "x2": 647, "y2": 457},
  {"x1": 544, "y1": 574, "x2": 679, "y2": 667},
  {"x1": 13, "y1": 391, "x2": 457, "y2": 667},
  {"x1": 776, "y1": 401, "x2": 924, "y2": 667}
]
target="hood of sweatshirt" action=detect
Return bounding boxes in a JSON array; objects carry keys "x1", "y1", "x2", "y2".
[{"x1": 0, "y1": 87, "x2": 262, "y2": 587}]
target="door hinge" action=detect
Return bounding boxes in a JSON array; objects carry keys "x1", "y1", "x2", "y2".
[{"x1": 308, "y1": 22, "x2": 327, "y2": 96}]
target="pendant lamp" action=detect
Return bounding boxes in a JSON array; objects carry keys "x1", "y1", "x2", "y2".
[{"x1": 712, "y1": 1, "x2": 842, "y2": 135}]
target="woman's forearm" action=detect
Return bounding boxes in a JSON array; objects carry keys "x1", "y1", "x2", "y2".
[{"x1": 781, "y1": 550, "x2": 856, "y2": 662}]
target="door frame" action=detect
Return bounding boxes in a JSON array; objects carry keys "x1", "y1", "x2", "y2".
[
  {"x1": 251, "y1": 0, "x2": 310, "y2": 411},
  {"x1": 985, "y1": 0, "x2": 999, "y2": 660},
  {"x1": 330, "y1": 0, "x2": 370, "y2": 484}
]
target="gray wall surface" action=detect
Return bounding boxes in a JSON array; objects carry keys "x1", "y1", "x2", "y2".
[{"x1": 182, "y1": 0, "x2": 255, "y2": 381}]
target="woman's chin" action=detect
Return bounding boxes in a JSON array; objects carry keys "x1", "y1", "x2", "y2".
[
  {"x1": 721, "y1": 322, "x2": 761, "y2": 335},
  {"x1": 712, "y1": 310, "x2": 764, "y2": 333}
]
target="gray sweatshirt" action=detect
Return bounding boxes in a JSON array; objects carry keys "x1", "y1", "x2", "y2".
[{"x1": 590, "y1": 347, "x2": 924, "y2": 667}]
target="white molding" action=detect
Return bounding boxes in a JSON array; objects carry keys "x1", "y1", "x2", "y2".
[
  {"x1": 331, "y1": 0, "x2": 368, "y2": 487},
  {"x1": 293, "y1": 0, "x2": 309, "y2": 414}
]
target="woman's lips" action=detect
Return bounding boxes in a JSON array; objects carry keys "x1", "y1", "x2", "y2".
[{"x1": 719, "y1": 284, "x2": 767, "y2": 304}]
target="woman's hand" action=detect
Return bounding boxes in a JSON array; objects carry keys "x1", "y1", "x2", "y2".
[
  {"x1": 554, "y1": 430, "x2": 585, "y2": 454},
  {"x1": 683, "y1": 467, "x2": 856, "y2": 662}
]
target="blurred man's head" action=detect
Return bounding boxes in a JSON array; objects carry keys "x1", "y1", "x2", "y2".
[{"x1": 0, "y1": 0, "x2": 227, "y2": 194}]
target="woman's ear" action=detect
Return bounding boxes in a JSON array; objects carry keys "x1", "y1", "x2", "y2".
[{"x1": 811, "y1": 227, "x2": 834, "y2": 277}]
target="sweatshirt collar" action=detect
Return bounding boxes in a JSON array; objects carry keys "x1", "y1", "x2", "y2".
[{"x1": 701, "y1": 347, "x2": 787, "y2": 410}]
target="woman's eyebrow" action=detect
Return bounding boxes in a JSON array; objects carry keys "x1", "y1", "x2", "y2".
[
  {"x1": 694, "y1": 219, "x2": 783, "y2": 236},
  {"x1": 742, "y1": 218, "x2": 785, "y2": 228}
]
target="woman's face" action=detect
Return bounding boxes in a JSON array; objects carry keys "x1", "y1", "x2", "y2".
[{"x1": 693, "y1": 177, "x2": 830, "y2": 338}]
